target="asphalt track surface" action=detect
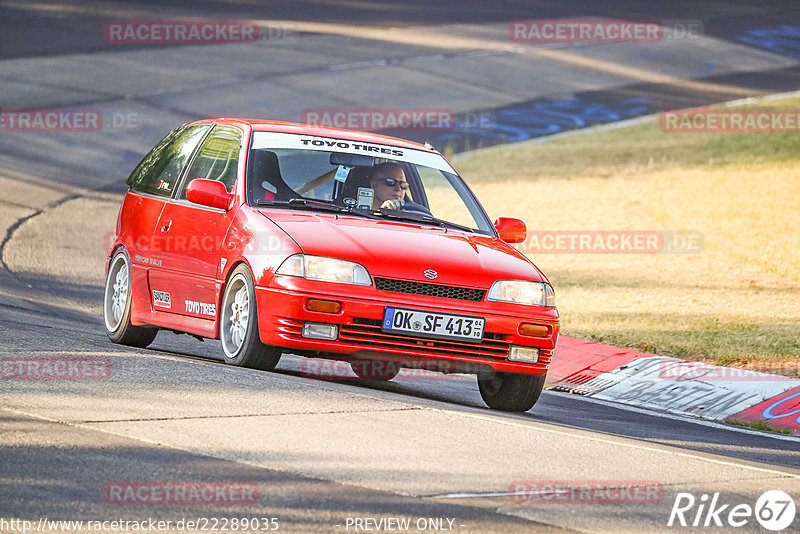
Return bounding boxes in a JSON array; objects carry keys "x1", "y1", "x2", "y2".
[{"x1": 2, "y1": 1, "x2": 800, "y2": 532}]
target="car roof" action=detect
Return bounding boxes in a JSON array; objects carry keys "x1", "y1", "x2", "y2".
[{"x1": 185, "y1": 118, "x2": 439, "y2": 153}]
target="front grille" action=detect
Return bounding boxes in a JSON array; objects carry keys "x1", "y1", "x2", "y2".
[
  {"x1": 375, "y1": 277, "x2": 485, "y2": 302},
  {"x1": 276, "y1": 317, "x2": 550, "y2": 367},
  {"x1": 339, "y1": 321, "x2": 510, "y2": 360}
]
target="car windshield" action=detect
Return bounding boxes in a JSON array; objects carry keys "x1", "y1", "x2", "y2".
[{"x1": 247, "y1": 132, "x2": 495, "y2": 235}]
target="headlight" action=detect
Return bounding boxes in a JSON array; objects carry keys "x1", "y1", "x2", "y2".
[
  {"x1": 276, "y1": 254, "x2": 372, "y2": 286},
  {"x1": 487, "y1": 280, "x2": 555, "y2": 307}
]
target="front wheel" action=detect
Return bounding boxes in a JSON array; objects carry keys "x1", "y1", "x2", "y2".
[
  {"x1": 220, "y1": 264, "x2": 282, "y2": 370},
  {"x1": 477, "y1": 371, "x2": 545, "y2": 412},
  {"x1": 103, "y1": 250, "x2": 157, "y2": 348}
]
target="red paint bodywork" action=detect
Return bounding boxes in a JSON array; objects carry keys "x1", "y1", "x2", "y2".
[{"x1": 108, "y1": 119, "x2": 559, "y2": 376}]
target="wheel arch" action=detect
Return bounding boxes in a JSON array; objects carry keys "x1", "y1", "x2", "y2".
[
  {"x1": 217, "y1": 259, "x2": 255, "y2": 339},
  {"x1": 106, "y1": 243, "x2": 129, "y2": 277}
]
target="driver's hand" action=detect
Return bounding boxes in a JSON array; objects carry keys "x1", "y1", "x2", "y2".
[{"x1": 380, "y1": 199, "x2": 404, "y2": 210}]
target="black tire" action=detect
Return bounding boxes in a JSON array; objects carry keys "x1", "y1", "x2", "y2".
[
  {"x1": 478, "y1": 371, "x2": 546, "y2": 412},
  {"x1": 350, "y1": 359, "x2": 401, "y2": 381},
  {"x1": 103, "y1": 249, "x2": 158, "y2": 348},
  {"x1": 220, "y1": 264, "x2": 282, "y2": 370}
]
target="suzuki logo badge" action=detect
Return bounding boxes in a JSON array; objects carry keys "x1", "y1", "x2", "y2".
[{"x1": 423, "y1": 269, "x2": 438, "y2": 280}]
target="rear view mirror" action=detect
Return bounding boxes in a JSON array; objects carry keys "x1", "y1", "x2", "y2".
[
  {"x1": 186, "y1": 179, "x2": 232, "y2": 210},
  {"x1": 494, "y1": 217, "x2": 526, "y2": 243},
  {"x1": 330, "y1": 153, "x2": 374, "y2": 167}
]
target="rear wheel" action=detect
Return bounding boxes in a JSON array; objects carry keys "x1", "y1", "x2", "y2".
[
  {"x1": 350, "y1": 359, "x2": 401, "y2": 381},
  {"x1": 103, "y1": 250, "x2": 157, "y2": 348},
  {"x1": 220, "y1": 264, "x2": 281, "y2": 370},
  {"x1": 478, "y1": 371, "x2": 545, "y2": 412}
]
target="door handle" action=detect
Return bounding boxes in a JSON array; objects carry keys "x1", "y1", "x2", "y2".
[{"x1": 161, "y1": 220, "x2": 172, "y2": 233}]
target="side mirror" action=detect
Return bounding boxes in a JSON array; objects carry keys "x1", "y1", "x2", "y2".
[
  {"x1": 494, "y1": 217, "x2": 526, "y2": 243},
  {"x1": 186, "y1": 179, "x2": 232, "y2": 211}
]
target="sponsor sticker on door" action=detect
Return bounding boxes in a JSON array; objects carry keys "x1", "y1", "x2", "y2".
[{"x1": 153, "y1": 290, "x2": 171, "y2": 309}]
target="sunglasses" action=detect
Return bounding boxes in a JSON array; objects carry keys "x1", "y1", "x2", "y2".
[{"x1": 374, "y1": 177, "x2": 410, "y2": 190}]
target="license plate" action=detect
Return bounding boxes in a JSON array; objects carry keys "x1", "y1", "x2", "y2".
[{"x1": 382, "y1": 307, "x2": 485, "y2": 342}]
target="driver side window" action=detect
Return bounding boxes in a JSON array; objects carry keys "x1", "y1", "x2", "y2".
[{"x1": 179, "y1": 126, "x2": 242, "y2": 200}]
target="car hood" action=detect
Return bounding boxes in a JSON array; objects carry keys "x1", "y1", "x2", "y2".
[{"x1": 259, "y1": 210, "x2": 544, "y2": 288}]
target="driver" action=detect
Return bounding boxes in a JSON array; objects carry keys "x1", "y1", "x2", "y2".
[{"x1": 369, "y1": 162, "x2": 410, "y2": 210}]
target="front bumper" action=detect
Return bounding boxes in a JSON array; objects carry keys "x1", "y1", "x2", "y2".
[{"x1": 255, "y1": 276, "x2": 559, "y2": 376}]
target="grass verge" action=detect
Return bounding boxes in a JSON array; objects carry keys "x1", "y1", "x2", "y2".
[{"x1": 724, "y1": 418, "x2": 793, "y2": 435}]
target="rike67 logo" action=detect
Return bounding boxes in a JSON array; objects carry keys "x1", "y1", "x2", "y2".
[{"x1": 668, "y1": 490, "x2": 796, "y2": 531}]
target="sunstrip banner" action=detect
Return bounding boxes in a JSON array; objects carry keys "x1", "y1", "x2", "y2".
[{"x1": 250, "y1": 132, "x2": 456, "y2": 173}]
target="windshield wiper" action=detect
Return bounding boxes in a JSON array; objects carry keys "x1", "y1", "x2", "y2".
[
  {"x1": 256, "y1": 198, "x2": 346, "y2": 212},
  {"x1": 256, "y1": 198, "x2": 384, "y2": 220},
  {"x1": 376, "y1": 209, "x2": 475, "y2": 233}
]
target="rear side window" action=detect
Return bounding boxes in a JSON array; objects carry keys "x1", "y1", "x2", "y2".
[
  {"x1": 126, "y1": 125, "x2": 210, "y2": 197},
  {"x1": 179, "y1": 126, "x2": 241, "y2": 199}
]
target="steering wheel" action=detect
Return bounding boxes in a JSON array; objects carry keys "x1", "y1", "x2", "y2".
[{"x1": 403, "y1": 200, "x2": 432, "y2": 215}]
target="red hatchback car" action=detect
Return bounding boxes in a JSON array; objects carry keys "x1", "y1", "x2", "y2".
[{"x1": 104, "y1": 119, "x2": 559, "y2": 412}]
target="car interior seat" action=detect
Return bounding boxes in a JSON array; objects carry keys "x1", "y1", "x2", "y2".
[{"x1": 250, "y1": 150, "x2": 299, "y2": 202}]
